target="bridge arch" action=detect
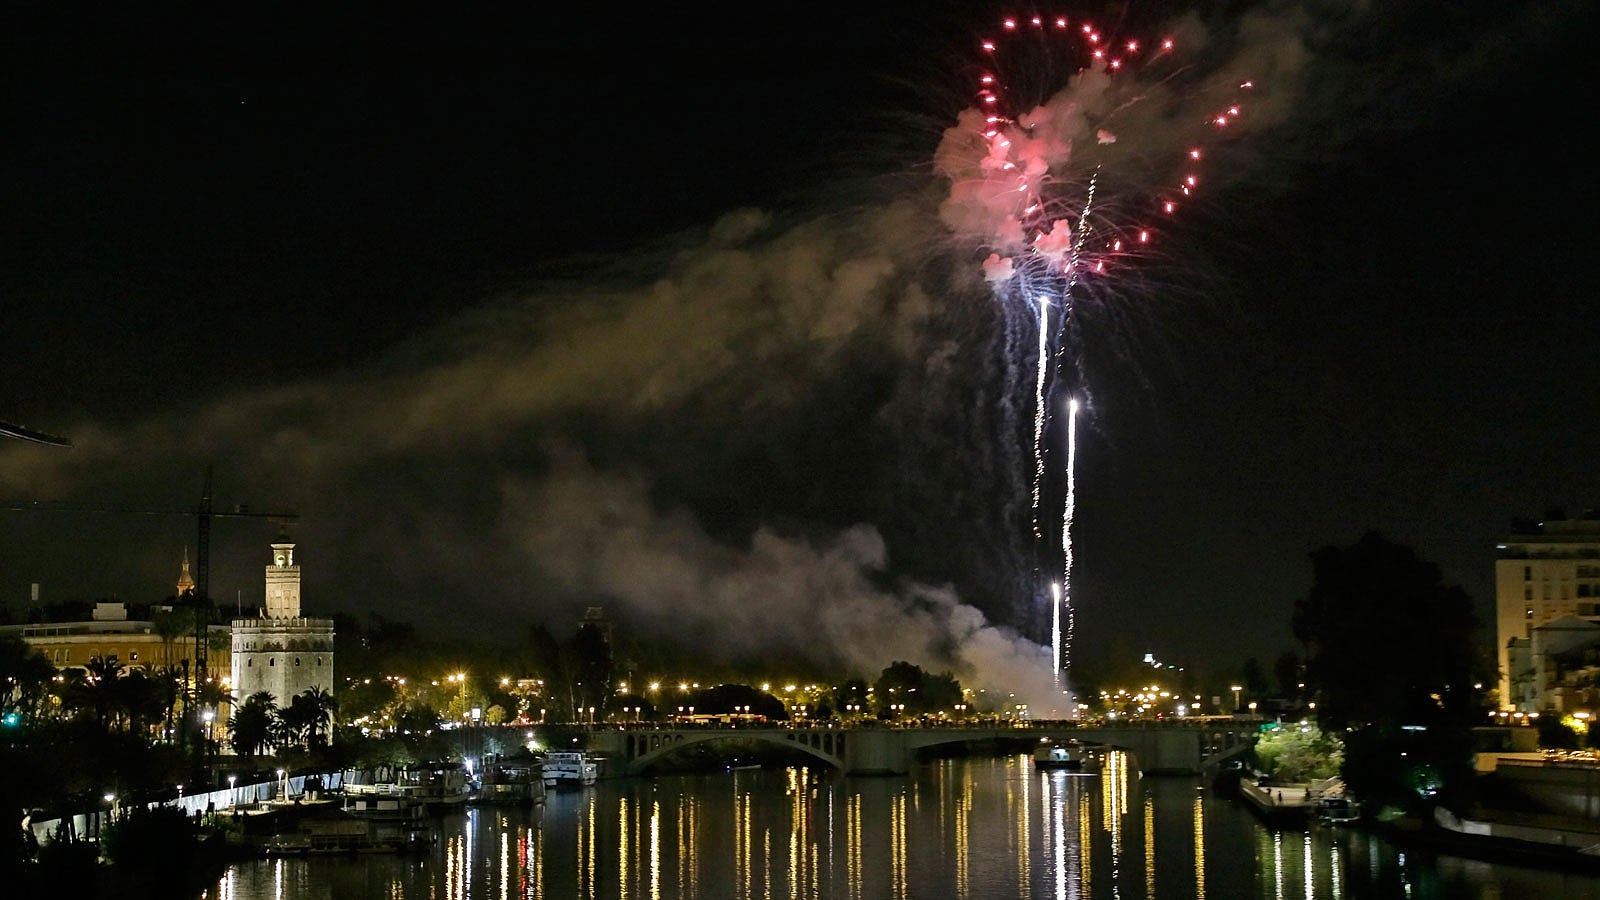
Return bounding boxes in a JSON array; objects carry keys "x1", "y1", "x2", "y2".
[{"x1": 619, "y1": 729, "x2": 847, "y2": 774}]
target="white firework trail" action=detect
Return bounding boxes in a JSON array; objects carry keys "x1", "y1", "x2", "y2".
[
  {"x1": 1061, "y1": 395, "x2": 1079, "y2": 675},
  {"x1": 1030, "y1": 299, "x2": 1050, "y2": 543},
  {"x1": 1050, "y1": 580, "x2": 1062, "y2": 685}
]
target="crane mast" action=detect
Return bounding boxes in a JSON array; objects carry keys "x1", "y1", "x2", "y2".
[{"x1": 1, "y1": 470, "x2": 297, "y2": 708}]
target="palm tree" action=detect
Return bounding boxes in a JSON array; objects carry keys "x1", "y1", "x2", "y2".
[
  {"x1": 270, "y1": 704, "x2": 301, "y2": 751},
  {"x1": 110, "y1": 669, "x2": 163, "y2": 735},
  {"x1": 229, "y1": 691, "x2": 277, "y2": 759},
  {"x1": 293, "y1": 687, "x2": 338, "y2": 749},
  {"x1": 51, "y1": 668, "x2": 93, "y2": 721},
  {"x1": 150, "y1": 607, "x2": 193, "y2": 670},
  {"x1": 155, "y1": 665, "x2": 185, "y2": 742},
  {"x1": 0, "y1": 632, "x2": 55, "y2": 723},
  {"x1": 83, "y1": 655, "x2": 124, "y2": 728}
]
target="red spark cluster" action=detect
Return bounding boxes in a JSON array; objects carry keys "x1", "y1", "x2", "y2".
[{"x1": 968, "y1": 12, "x2": 1254, "y2": 283}]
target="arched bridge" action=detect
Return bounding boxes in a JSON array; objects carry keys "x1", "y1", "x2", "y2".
[{"x1": 584, "y1": 722, "x2": 1256, "y2": 776}]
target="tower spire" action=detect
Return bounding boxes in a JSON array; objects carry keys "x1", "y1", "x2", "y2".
[
  {"x1": 265, "y1": 539, "x2": 301, "y2": 618},
  {"x1": 176, "y1": 545, "x2": 196, "y2": 598}
]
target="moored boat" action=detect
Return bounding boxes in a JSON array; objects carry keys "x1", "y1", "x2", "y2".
[
  {"x1": 1317, "y1": 795, "x2": 1361, "y2": 825},
  {"x1": 1032, "y1": 739, "x2": 1099, "y2": 772},
  {"x1": 470, "y1": 762, "x2": 547, "y2": 806},
  {"x1": 260, "y1": 815, "x2": 433, "y2": 856},
  {"x1": 341, "y1": 762, "x2": 470, "y2": 817},
  {"x1": 542, "y1": 751, "x2": 599, "y2": 789}
]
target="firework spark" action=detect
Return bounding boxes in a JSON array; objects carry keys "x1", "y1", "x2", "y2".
[
  {"x1": 1062, "y1": 394, "x2": 1078, "y2": 676},
  {"x1": 938, "y1": 12, "x2": 1255, "y2": 687},
  {"x1": 1051, "y1": 580, "x2": 1062, "y2": 683},
  {"x1": 1031, "y1": 298, "x2": 1049, "y2": 544}
]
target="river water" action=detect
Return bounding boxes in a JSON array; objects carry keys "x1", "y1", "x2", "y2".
[{"x1": 207, "y1": 752, "x2": 1600, "y2": 899}]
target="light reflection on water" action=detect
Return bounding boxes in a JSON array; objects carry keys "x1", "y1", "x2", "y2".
[{"x1": 206, "y1": 752, "x2": 1600, "y2": 899}]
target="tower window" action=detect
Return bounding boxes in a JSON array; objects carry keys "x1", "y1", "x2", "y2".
[
  {"x1": 295, "y1": 657, "x2": 302, "y2": 666},
  {"x1": 247, "y1": 660, "x2": 252, "y2": 667},
  {"x1": 269, "y1": 658, "x2": 275, "y2": 667}
]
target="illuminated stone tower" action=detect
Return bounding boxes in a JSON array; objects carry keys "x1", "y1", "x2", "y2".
[
  {"x1": 264, "y1": 542, "x2": 301, "y2": 617},
  {"x1": 230, "y1": 538, "x2": 335, "y2": 712},
  {"x1": 175, "y1": 546, "x2": 195, "y2": 598}
]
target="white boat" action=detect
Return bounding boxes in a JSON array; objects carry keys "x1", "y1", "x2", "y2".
[
  {"x1": 542, "y1": 751, "x2": 599, "y2": 789},
  {"x1": 1032, "y1": 740, "x2": 1099, "y2": 772},
  {"x1": 1316, "y1": 796, "x2": 1360, "y2": 825}
]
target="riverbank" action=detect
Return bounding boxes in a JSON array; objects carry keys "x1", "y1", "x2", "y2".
[
  {"x1": 18, "y1": 806, "x2": 232, "y2": 900},
  {"x1": 1357, "y1": 807, "x2": 1600, "y2": 874},
  {"x1": 1237, "y1": 778, "x2": 1317, "y2": 824}
]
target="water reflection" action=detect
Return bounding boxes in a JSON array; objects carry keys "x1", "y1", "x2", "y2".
[{"x1": 207, "y1": 752, "x2": 1600, "y2": 900}]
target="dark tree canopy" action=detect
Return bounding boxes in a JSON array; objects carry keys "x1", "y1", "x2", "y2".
[
  {"x1": 1292, "y1": 532, "x2": 1488, "y2": 811},
  {"x1": 1293, "y1": 532, "x2": 1482, "y2": 731},
  {"x1": 687, "y1": 684, "x2": 785, "y2": 720},
  {"x1": 874, "y1": 661, "x2": 963, "y2": 717}
]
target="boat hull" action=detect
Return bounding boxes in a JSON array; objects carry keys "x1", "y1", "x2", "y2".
[{"x1": 542, "y1": 752, "x2": 599, "y2": 789}]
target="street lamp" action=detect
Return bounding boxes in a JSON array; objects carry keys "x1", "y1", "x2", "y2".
[
  {"x1": 1230, "y1": 685, "x2": 1242, "y2": 713},
  {"x1": 277, "y1": 768, "x2": 287, "y2": 801},
  {"x1": 228, "y1": 775, "x2": 237, "y2": 809}
]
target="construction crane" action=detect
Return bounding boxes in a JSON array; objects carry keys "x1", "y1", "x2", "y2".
[
  {"x1": 0, "y1": 468, "x2": 297, "y2": 695},
  {"x1": 0, "y1": 418, "x2": 71, "y2": 447}
]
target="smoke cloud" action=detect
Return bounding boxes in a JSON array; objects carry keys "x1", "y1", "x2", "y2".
[
  {"x1": 0, "y1": 188, "x2": 1073, "y2": 706},
  {"x1": 506, "y1": 453, "x2": 1063, "y2": 708}
]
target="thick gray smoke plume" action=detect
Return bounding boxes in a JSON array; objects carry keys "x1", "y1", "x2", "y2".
[
  {"x1": 0, "y1": 192, "x2": 1072, "y2": 707},
  {"x1": 506, "y1": 453, "x2": 1062, "y2": 707}
]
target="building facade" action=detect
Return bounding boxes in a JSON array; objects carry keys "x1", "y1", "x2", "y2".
[
  {"x1": 1496, "y1": 514, "x2": 1600, "y2": 710},
  {"x1": 3, "y1": 600, "x2": 229, "y2": 676},
  {"x1": 230, "y1": 540, "x2": 335, "y2": 707},
  {"x1": 4, "y1": 551, "x2": 228, "y2": 676}
]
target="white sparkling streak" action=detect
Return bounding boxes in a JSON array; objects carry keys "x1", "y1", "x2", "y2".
[
  {"x1": 1061, "y1": 397, "x2": 1079, "y2": 675},
  {"x1": 1031, "y1": 299, "x2": 1050, "y2": 544},
  {"x1": 1051, "y1": 581, "x2": 1062, "y2": 680}
]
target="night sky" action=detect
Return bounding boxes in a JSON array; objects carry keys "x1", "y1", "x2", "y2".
[{"x1": 3, "y1": 3, "x2": 1595, "y2": 700}]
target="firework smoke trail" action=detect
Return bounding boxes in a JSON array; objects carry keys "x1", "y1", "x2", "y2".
[{"x1": 937, "y1": 12, "x2": 1256, "y2": 686}]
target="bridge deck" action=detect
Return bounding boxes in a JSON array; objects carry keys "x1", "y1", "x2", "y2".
[{"x1": 581, "y1": 722, "x2": 1257, "y2": 776}]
